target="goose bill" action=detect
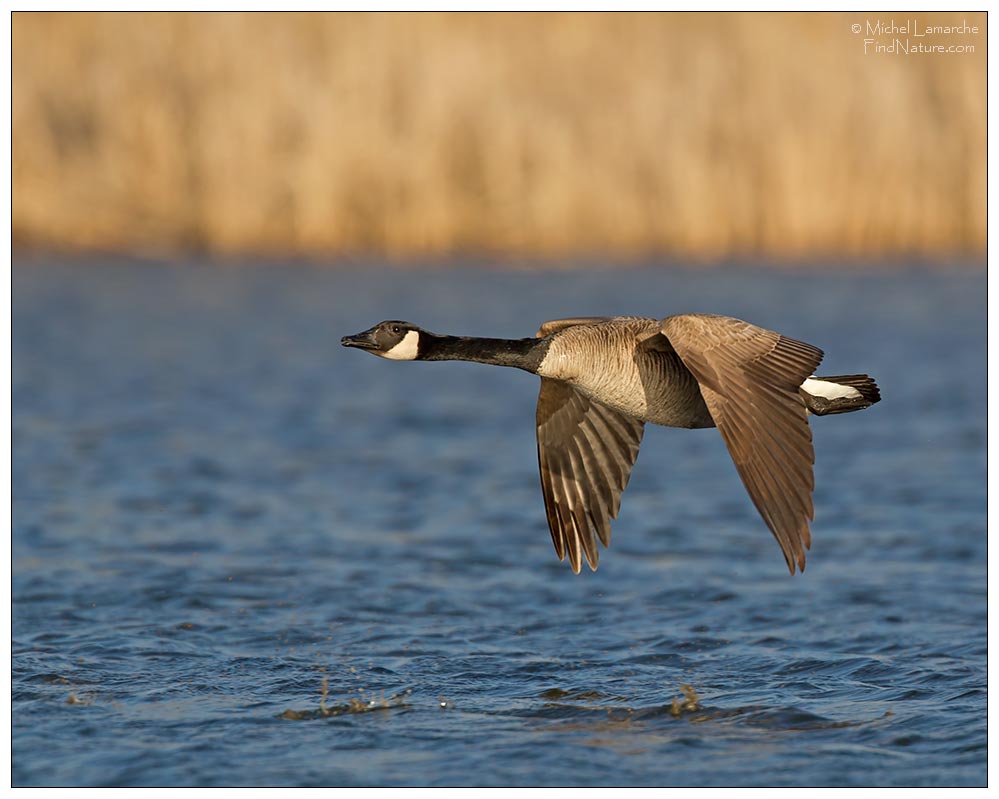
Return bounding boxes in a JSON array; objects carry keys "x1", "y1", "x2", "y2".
[{"x1": 341, "y1": 332, "x2": 380, "y2": 350}]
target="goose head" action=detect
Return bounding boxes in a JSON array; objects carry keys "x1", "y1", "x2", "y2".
[{"x1": 341, "y1": 320, "x2": 426, "y2": 360}]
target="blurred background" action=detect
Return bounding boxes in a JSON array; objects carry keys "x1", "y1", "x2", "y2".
[{"x1": 12, "y1": 11, "x2": 986, "y2": 263}]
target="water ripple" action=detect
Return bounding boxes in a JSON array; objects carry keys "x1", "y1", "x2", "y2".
[{"x1": 12, "y1": 261, "x2": 986, "y2": 786}]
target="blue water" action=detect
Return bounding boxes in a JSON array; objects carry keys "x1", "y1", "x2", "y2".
[{"x1": 12, "y1": 258, "x2": 986, "y2": 787}]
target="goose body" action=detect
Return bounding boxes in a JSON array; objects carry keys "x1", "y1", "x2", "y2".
[
  {"x1": 535, "y1": 317, "x2": 714, "y2": 428},
  {"x1": 342, "y1": 314, "x2": 880, "y2": 575}
]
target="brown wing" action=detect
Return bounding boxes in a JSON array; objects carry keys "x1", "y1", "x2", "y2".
[
  {"x1": 661, "y1": 314, "x2": 824, "y2": 574},
  {"x1": 536, "y1": 378, "x2": 645, "y2": 573},
  {"x1": 536, "y1": 317, "x2": 614, "y2": 338}
]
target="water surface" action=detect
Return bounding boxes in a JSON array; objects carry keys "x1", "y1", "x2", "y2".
[{"x1": 12, "y1": 259, "x2": 986, "y2": 786}]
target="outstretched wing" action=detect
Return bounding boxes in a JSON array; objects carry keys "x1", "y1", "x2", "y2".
[
  {"x1": 536, "y1": 378, "x2": 645, "y2": 573},
  {"x1": 661, "y1": 314, "x2": 824, "y2": 574}
]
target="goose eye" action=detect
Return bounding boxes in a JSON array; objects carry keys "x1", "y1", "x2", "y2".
[{"x1": 392, "y1": 325, "x2": 401, "y2": 334}]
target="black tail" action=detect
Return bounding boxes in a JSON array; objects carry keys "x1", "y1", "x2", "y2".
[{"x1": 800, "y1": 374, "x2": 881, "y2": 416}]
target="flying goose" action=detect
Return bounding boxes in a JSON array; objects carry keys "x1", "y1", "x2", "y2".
[{"x1": 342, "y1": 315, "x2": 880, "y2": 574}]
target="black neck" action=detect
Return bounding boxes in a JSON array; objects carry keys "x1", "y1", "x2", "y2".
[{"x1": 420, "y1": 334, "x2": 549, "y2": 373}]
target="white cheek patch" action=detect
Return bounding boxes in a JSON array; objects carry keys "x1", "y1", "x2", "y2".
[
  {"x1": 801, "y1": 377, "x2": 862, "y2": 401},
  {"x1": 380, "y1": 329, "x2": 420, "y2": 360}
]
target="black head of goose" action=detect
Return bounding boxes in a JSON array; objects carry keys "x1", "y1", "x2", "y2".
[{"x1": 342, "y1": 315, "x2": 881, "y2": 575}]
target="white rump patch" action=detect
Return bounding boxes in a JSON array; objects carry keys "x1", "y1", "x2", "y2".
[
  {"x1": 380, "y1": 329, "x2": 421, "y2": 360},
  {"x1": 801, "y1": 377, "x2": 861, "y2": 401}
]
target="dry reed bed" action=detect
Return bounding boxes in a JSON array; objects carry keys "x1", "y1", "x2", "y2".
[{"x1": 12, "y1": 12, "x2": 986, "y2": 260}]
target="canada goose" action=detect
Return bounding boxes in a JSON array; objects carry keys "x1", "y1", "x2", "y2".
[{"x1": 342, "y1": 315, "x2": 880, "y2": 574}]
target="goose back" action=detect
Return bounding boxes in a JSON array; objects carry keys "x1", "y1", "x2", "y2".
[{"x1": 536, "y1": 317, "x2": 714, "y2": 429}]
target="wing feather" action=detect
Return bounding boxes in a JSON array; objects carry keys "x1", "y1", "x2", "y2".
[
  {"x1": 536, "y1": 378, "x2": 645, "y2": 572},
  {"x1": 661, "y1": 314, "x2": 823, "y2": 574},
  {"x1": 536, "y1": 317, "x2": 615, "y2": 338}
]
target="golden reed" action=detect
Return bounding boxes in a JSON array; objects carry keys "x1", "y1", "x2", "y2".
[{"x1": 12, "y1": 12, "x2": 986, "y2": 261}]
